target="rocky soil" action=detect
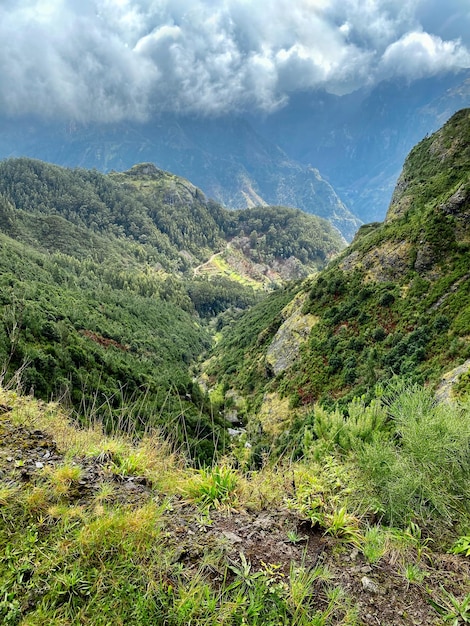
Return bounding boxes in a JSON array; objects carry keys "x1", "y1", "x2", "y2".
[{"x1": 1, "y1": 411, "x2": 469, "y2": 625}]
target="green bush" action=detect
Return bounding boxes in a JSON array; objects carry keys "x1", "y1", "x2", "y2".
[{"x1": 357, "y1": 383, "x2": 470, "y2": 530}]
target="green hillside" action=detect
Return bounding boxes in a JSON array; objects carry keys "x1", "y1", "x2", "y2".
[
  {"x1": 1, "y1": 118, "x2": 470, "y2": 626},
  {"x1": 209, "y1": 108, "x2": 470, "y2": 446},
  {"x1": 0, "y1": 158, "x2": 343, "y2": 463}
]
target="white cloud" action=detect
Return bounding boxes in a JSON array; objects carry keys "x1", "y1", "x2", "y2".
[
  {"x1": 380, "y1": 31, "x2": 470, "y2": 79},
  {"x1": 0, "y1": 0, "x2": 469, "y2": 121}
]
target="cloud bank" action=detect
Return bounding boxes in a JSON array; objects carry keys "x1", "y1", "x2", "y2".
[{"x1": 1, "y1": 0, "x2": 469, "y2": 121}]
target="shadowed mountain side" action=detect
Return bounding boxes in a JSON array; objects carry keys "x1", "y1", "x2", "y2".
[{"x1": 254, "y1": 71, "x2": 470, "y2": 223}]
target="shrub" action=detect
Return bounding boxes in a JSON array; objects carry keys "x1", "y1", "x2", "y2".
[
  {"x1": 379, "y1": 292, "x2": 395, "y2": 306},
  {"x1": 357, "y1": 384, "x2": 470, "y2": 530}
]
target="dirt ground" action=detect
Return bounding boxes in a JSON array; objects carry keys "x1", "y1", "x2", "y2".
[{"x1": 1, "y1": 414, "x2": 469, "y2": 625}]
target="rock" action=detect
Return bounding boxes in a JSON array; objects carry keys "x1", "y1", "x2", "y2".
[
  {"x1": 227, "y1": 428, "x2": 243, "y2": 437},
  {"x1": 252, "y1": 515, "x2": 273, "y2": 531},
  {"x1": 350, "y1": 548, "x2": 359, "y2": 561},
  {"x1": 361, "y1": 576, "x2": 379, "y2": 594},
  {"x1": 224, "y1": 410, "x2": 240, "y2": 425},
  {"x1": 339, "y1": 250, "x2": 361, "y2": 272},
  {"x1": 440, "y1": 184, "x2": 468, "y2": 215},
  {"x1": 266, "y1": 293, "x2": 318, "y2": 376},
  {"x1": 221, "y1": 531, "x2": 243, "y2": 543},
  {"x1": 435, "y1": 358, "x2": 470, "y2": 401},
  {"x1": 414, "y1": 244, "x2": 436, "y2": 272},
  {"x1": 360, "y1": 239, "x2": 411, "y2": 282},
  {"x1": 35, "y1": 461, "x2": 44, "y2": 469}
]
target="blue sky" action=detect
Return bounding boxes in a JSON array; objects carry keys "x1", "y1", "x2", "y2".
[{"x1": 1, "y1": 0, "x2": 469, "y2": 121}]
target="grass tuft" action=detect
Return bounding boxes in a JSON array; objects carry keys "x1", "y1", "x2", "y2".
[{"x1": 185, "y1": 465, "x2": 239, "y2": 509}]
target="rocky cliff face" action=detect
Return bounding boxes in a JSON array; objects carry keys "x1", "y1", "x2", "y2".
[
  {"x1": 265, "y1": 293, "x2": 319, "y2": 376},
  {"x1": 339, "y1": 108, "x2": 470, "y2": 283}
]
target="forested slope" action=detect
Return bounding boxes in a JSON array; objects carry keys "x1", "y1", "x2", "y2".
[{"x1": 0, "y1": 158, "x2": 343, "y2": 462}]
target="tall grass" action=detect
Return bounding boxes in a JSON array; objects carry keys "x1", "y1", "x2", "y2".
[
  {"x1": 298, "y1": 380, "x2": 470, "y2": 533},
  {"x1": 1, "y1": 379, "x2": 469, "y2": 624}
]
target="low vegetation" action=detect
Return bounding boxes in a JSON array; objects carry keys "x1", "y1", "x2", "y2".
[{"x1": 0, "y1": 380, "x2": 469, "y2": 625}]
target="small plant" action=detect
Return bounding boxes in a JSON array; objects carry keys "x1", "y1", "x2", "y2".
[
  {"x1": 287, "y1": 530, "x2": 305, "y2": 544},
  {"x1": 288, "y1": 564, "x2": 331, "y2": 624},
  {"x1": 89, "y1": 438, "x2": 128, "y2": 463},
  {"x1": 451, "y1": 536, "x2": 470, "y2": 557},
  {"x1": 402, "y1": 563, "x2": 425, "y2": 584},
  {"x1": 46, "y1": 504, "x2": 85, "y2": 527},
  {"x1": 92, "y1": 482, "x2": 115, "y2": 504},
  {"x1": 22, "y1": 486, "x2": 51, "y2": 514},
  {"x1": 362, "y1": 525, "x2": 388, "y2": 563},
  {"x1": 310, "y1": 586, "x2": 345, "y2": 626},
  {"x1": 227, "y1": 552, "x2": 264, "y2": 590},
  {"x1": 195, "y1": 512, "x2": 213, "y2": 531},
  {"x1": 48, "y1": 565, "x2": 94, "y2": 613},
  {"x1": 0, "y1": 483, "x2": 17, "y2": 507},
  {"x1": 323, "y1": 507, "x2": 364, "y2": 547},
  {"x1": 110, "y1": 451, "x2": 147, "y2": 478},
  {"x1": 44, "y1": 463, "x2": 83, "y2": 499},
  {"x1": 0, "y1": 585, "x2": 21, "y2": 625},
  {"x1": 429, "y1": 587, "x2": 470, "y2": 624},
  {"x1": 357, "y1": 384, "x2": 470, "y2": 531},
  {"x1": 187, "y1": 465, "x2": 238, "y2": 509},
  {"x1": 391, "y1": 522, "x2": 433, "y2": 561}
]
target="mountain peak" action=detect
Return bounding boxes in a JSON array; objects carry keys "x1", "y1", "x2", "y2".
[
  {"x1": 386, "y1": 108, "x2": 470, "y2": 222},
  {"x1": 124, "y1": 162, "x2": 166, "y2": 178}
]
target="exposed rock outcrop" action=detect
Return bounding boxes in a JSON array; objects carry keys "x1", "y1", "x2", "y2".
[
  {"x1": 435, "y1": 359, "x2": 470, "y2": 401},
  {"x1": 266, "y1": 293, "x2": 318, "y2": 376}
]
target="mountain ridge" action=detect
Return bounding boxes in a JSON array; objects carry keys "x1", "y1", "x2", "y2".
[{"x1": 0, "y1": 115, "x2": 361, "y2": 241}]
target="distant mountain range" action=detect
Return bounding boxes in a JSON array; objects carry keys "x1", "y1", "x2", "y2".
[
  {"x1": 1, "y1": 70, "x2": 470, "y2": 238},
  {"x1": 255, "y1": 70, "x2": 470, "y2": 222},
  {"x1": 0, "y1": 116, "x2": 359, "y2": 241}
]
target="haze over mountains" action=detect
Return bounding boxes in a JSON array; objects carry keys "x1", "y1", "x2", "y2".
[
  {"x1": 0, "y1": 114, "x2": 360, "y2": 241},
  {"x1": 1, "y1": 70, "x2": 469, "y2": 241},
  {"x1": 255, "y1": 69, "x2": 470, "y2": 222}
]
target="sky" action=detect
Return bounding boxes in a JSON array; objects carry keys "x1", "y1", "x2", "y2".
[{"x1": 1, "y1": 0, "x2": 470, "y2": 122}]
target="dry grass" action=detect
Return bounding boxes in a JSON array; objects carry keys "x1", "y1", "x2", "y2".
[{"x1": 0, "y1": 387, "x2": 186, "y2": 495}]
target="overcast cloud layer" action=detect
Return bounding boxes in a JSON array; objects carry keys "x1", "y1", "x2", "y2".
[{"x1": 1, "y1": 0, "x2": 470, "y2": 122}]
